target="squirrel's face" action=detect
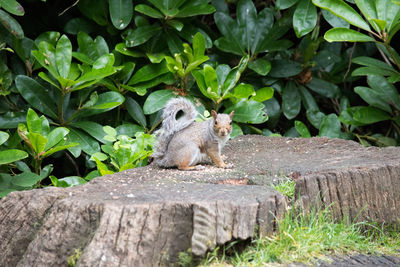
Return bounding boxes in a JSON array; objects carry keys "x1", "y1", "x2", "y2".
[{"x1": 213, "y1": 113, "x2": 233, "y2": 137}]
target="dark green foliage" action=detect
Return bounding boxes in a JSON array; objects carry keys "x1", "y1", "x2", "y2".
[{"x1": 0, "y1": 0, "x2": 400, "y2": 196}]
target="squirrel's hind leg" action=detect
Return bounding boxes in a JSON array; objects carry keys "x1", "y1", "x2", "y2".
[{"x1": 175, "y1": 143, "x2": 204, "y2": 171}]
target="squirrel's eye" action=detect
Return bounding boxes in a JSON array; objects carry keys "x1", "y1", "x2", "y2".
[
  {"x1": 229, "y1": 121, "x2": 232, "y2": 125},
  {"x1": 214, "y1": 121, "x2": 218, "y2": 125}
]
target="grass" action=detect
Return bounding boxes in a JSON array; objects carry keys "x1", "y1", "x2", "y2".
[{"x1": 178, "y1": 179, "x2": 400, "y2": 266}]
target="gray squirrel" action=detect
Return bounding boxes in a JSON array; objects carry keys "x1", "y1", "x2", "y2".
[{"x1": 152, "y1": 97, "x2": 234, "y2": 170}]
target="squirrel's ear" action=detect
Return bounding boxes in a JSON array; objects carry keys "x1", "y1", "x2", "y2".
[
  {"x1": 229, "y1": 110, "x2": 234, "y2": 119},
  {"x1": 211, "y1": 110, "x2": 218, "y2": 119}
]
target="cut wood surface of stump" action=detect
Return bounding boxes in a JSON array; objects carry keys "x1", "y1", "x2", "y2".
[{"x1": 0, "y1": 135, "x2": 399, "y2": 266}]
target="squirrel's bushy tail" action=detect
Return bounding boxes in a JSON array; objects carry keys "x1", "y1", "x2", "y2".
[{"x1": 153, "y1": 97, "x2": 198, "y2": 165}]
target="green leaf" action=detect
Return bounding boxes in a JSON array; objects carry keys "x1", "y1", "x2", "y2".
[
  {"x1": 95, "y1": 158, "x2": 114, "y2": 176},
  {"x1": 226, "y1": 100, "x2": 268, "y2": 124},
  {"x1": 1, "y1": 0, "x2": 24, "y2": 16},
  {"x1": 72, "y1": 121, "x2": 108, "y2": 143},
  {"x1": 352, "y1": 56, "x2": 396, "y2": 71},
  {"x1": 306, "y1": 110, "x2": 326, "y2": 129},
  {"x1": 26, "y1": 108, "x2": 45, "y2": 135},
  {"x1": 167, "y1": 19, "x2": 184, "y2": 31},
  {"x1": 339, "y1": 106, "x2": 366, "y2": 126},
  {"x1": 306, "y1": 78, "x2": 340, "y2": 98},
  {"x1": 276, "y1": 0, "x2": 300, "y2": 9},
  {"x1": 11, "y1": 171, "x2": 41, "y2": 187},
  {"x1": 0, "y1": 149, "x2": 28, "y2": 165},
  {"x1": 353, "y1": 106, "x2": 391, "y2": 123},
  {"x1": 26, "y1": 132, "x2": 47, "y2": 154},
  {"x1": 321, "y1": 9, "x2": 349, "y2": 28},
  {"x1": 134, "y1": 4, "x2": 163, "y2": 18},
  {"x1": 233, "y1": 83, "x2": 255, "y2": 99},
  {"x1": 109, "y1": 0, "x2": 133, "y2": 30},
  {"x1": 352, "y1": 67, "x2": 397, "y2": 77},
  {"x1": 295, "y1": 121, "x2": 311, "y2": 138},
  {"x1": 376, "y1": 0, "x2": 400, "y2": 31},
  {"x1": 44, "y1": 127, "x2": 70, "y2": 150},
  {"x1": 319, "y1": 114, "x2": 342, "y2": 138},
  {"x1": 293, "y1": 0, "x2": 318, "y2": 37},
  {"x1": 43, "y1": 143, "x2": 78, "y2": 158},
  {"x1": 0, "y1": 112, "x2": 26, "y2": 129},
  {"x1": 15, "y1": 75, "x2": 58, "y2": 119},
  {"x1": 123, "y1": 73, "x2": 174, "y2": 96},
  {"x1": 143, "y1": 90, "x2": 176, "y2": 114},
  {"x1": 126, "y1": 97, "x2": 147, "y2": 127},
  {"x1": 354, "y1": 0, "x2": 379, "y2": 31},
  {"x1": 176, "y1": 2, "x2": 215, "y2": 17},
  {"x1": 354, "y1": 86, "x2": 392, "y2": 113},
  {"x1": 58, "y1": 176, "x2": 87, "y2": 187},
  {"x1": 248, "y1": 59, "x2": 271, "y2": 76},
  {"x1": 78, "y1": 91, "x2": 124, "y2": 117},
  {"x1": 128, "y1": 61, "x2": 169, "y2": 85},
  {"x1": 214, "y1": 12, "x2": 245, "y2": 55},
  {"x1": 282, "y1": 81, "x2": 301, "y2": 120},
  {"x1": 116, "y1": 124, "x2": 144, "y2": 136},
  {"x1": 268, "y1": 59, "x2": 302, "y2": 78},
  {"x1": 193, "y1": 32, "x2": 206, "y2": 59},
  {"x1": 251, "y1": 87, "x2": 274, "y2": 102},
  {"x1": 68, "y1": 128, "x2": 100, "y2": 155},
  {"x1": 204, "y1": 64, "x2": 219, "y2": 94},
  {"x1": 55, "y1": 35, "x2": 72, "y2": 78},
  {"x1": 124, "y1": 24, "x2": 161, "y2": 47},
  {"x1": 299, "y1": 85, "x2": 319, "y2": 111},
  {"x1": 0, "y1": 9, "x2": 24, "y2": 39},
  {"x1": 312, "y1": 0, "x2": 371, "y2": 31},
  {"x1": 0, "y1": 131, "x2": 9, "y2": 145},
  {"x1": 324, "y1": 28, "x2": 375, "y2": 42},
  {"x1": 367, "y1": 75, "x2": 400, "y2": 110}
]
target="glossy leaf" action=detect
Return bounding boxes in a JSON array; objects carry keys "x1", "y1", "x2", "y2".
[
  {"x1": 354, "y1": 106, "x2": 391, "y2": 123},
  {"x1": 306, "y1": 78, "x2": 340, "y2": 98},
  {"x1": 0, "y1": 9, "x2": 24, "y2": 39},
  {"x1": 128, "y1": 62, "x2": 169, "y2": 85},
  {"x1": 26, "y1": 132, "x2": 47, "y2": 154},
  {"x1": 268, "y1": 60, "x2": 302, "y2": 78},
  {"x1": 109, "y1": 0, "x2": 133, "y2": 30},
  {"x1": 339, "y1": 106, "x2": 366, "y2": 126},
  {"x1": 176, "y1": 2, "x2": 215, "y2": 17},
  {"x1": 55, "y1": 35, "x2": 72, "y2": 78},
  {"x1": 376, "y1": 0, "x2": 400, "y2": 31},
  {"x1": 204, "y1": 65, "x2": 219, "y2": 94},
  {"x1": 251, "y1": 87, "x2": 274, "y2": 102},
  {"x1": 293, "y1": 0, "x2": 317, "y2": 37},
  {"x1": 134, "y1": 4, "x2": 163, "y2": 18},
  {"x1": 354, "y1": 86, "x2": 392, "y2": 113},
  {"x1": 68, "y1": 128, "x2": 100, "y2": 156},
  {"x1": 233, "y1": 83, "x2": 255, "y2": 99},
  {"x1": 276, "y1": 0, "x2": 300, "y2": 9},
  {"x1": 248, "y1": 58, "x2": 271, "y2": 76},
  {"x1": 312, "y1": 0, "x2": 371, "y2": 31},
  {"x1": 282, "y1": 81, "x2": 301, "y2": 120},
  {"x1": 354, "y1": 0, "x2": 379, "y2": 32},
  {"x1": 15, "y1": 75, "x2": 58, "y2": 119},
  {"x1": 0, "y1": 131, "x2": 9, "y2": 145},
  {"x1": 306, "y1": 110, "x2": 326, "y2": 129},
  {"x1": 124, "y1": 24, "x2": 161, "y2": 47},
  {"x1": 126, "y1": 97, "x2": 147, "y2": 127},
  {"x1": 321, "y1": 9, "x2": 349, "y2": 28},
  {"x1": 11, "y1": 171, "x2": 41, "y2": 187},
  {"x1": 367, "y1": 75, "x2": 400, "y2": 110},
  {"x1": 193, "y1": 32, "x2": 205, "y2": 59},
  {"x1": 319, "y1": 114, "x2": 342, "y2": 138},
  {"x1": 295, "y1": 120, "x2": 311, "y2": 138},
  {"x1": 1, "y1": 0, "x2": 24, "y2": 16},
  {"x1": 143, "y1": 90, "x2": 176, "y2": 114},
  {"x1": 299, "y1": 86, "x2": 319, "y2": 111},
  {"x1": 44, "y1": 127, "x2": 70, "y2": 150},
  {"x1": 0, "y1": 149, "x2": 28, "y2": 165},
  {"x1": 352, "y1": 56, "x2": 396, "y2": 71},
  {"x1": 226, "y1": 100, "x2": 268, "y2": 124},
  {"x1": 324, "y1": 28, "x2": 375, "y2": 42}
]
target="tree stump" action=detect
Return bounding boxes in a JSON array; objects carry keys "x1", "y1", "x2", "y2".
[{"x1": 1, "y1": 135, "x2": 399, "y2": 266}]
